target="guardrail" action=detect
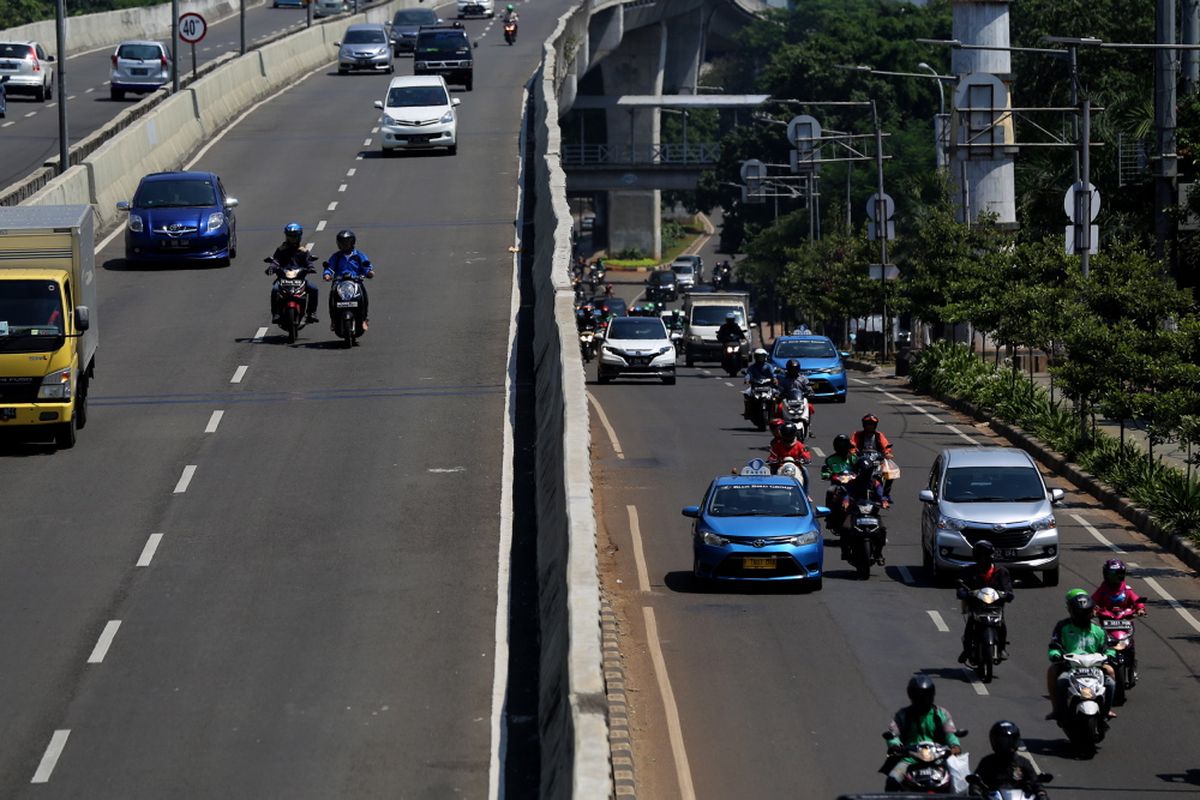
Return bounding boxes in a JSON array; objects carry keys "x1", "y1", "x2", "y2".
[{"x1": 562, "y1": 142, "x2": 721, "y2": 166}]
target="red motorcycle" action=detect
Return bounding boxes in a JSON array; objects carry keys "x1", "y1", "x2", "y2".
[
  {"x1": 1098, "y1": 604, "x2": 1144, "y2": 704},
  {"x1": 503, "y1": 20, "x2": 518, "y2": 44}
]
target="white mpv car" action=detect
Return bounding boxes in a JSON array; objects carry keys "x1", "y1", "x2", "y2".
[
  {"x1": 597, "y1": 316, "x2": 677, "y2": 385},
  {"x1": 374, "y1": 74, "x2": 459, "y2": 155}
]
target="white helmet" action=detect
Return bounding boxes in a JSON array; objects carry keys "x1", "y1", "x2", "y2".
[{"x1": 753, "y1": 348, "x2": 768, "y2": 361}]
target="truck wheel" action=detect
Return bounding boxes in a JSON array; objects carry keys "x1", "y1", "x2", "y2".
[
  {"x1": 54, "y1": 416, "x2": 77, "y2": 449},
  {"x1": 75, "y1": 376, "x2": 89, "y2": 430},
  {"x1": 685, "y1": 349, "x2": 695, "y2": 367}
]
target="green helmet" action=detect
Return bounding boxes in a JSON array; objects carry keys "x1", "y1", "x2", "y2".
[
  {"x1": 1066, "y1": 588, "x2": 1088, "y2": 602},
  {"x1": 506, "y1": 3, "x2": 513, "y2": 9}
]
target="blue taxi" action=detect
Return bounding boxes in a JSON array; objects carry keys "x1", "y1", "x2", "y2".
[{"x1": 682, "y1": 460, "x2": 828, "y2": 589}]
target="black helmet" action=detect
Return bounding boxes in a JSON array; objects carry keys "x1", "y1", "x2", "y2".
[
  {"x1": 1102, "y1": 557, "x2": 1126, "y2": 585},
  {"x1": 989, "y1": 720, "x2": 1021, "y2": 756},
  {"x1": 972, "y1": 540, "x2": 996, "y2": 564},
  {"x1": 725, "y1": 312, "x2": 737, "y2": 322},
  {"x1": 284, "y1": 222, "x2": 303, "y2": 245},
  {"x1": 1066, "y1": 589, "x2": 1095, "y2": 624},
  {"x1": 780, "y1": 422, "x2": 798, "y2": 442},
  {"x1": 833, "y1": 434, "x2": 851, "y2": 453},
  {"x1": 786, "y1": 358, "x2": 801, "y2": 376},
  {"x1": 336, "y1": 229, "x2": 356, "y2": 249},
  {"x1": 906, "y1": 674, "x2": 935, "y2": 707}
]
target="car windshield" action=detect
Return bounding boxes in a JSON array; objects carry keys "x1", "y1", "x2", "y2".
[
  {"x1": 0, "y1": 280, "x2": 66, "y2": 345},
  {"x1": 774, "y1": 339, "x2": 837, "y2": 359},
  {"x1": 118, "y1": 44, "x2": 162, "y2": 60},
  {"x1": 607, "y1": 319, "x2": 666, "y2": 340},
  {"x1": 344, "y1": 29, "x2": 387, "y2": 44},
  {"x1": 650, "y1": 272, "x2": 675, "y2": 285},
  {"x1": 387, "y1": 85, "x2": 448, "y2": 107},
  {"x1": 0, "y1": 44, "x2": 34, "y2": 59},
  {"x1": 671, "y1": 265, "x2": 694, "y2": 275},
  {"x1": 601, "y1": 298, "x2": 626, "y2": 316},
  {"x1": 418, "y1": 31, "x2": 469, "y2": 55},
  {"x1": 942, "y1": 466, "x2": 1046, "y2": 503},
  {"x1": 709, "y1": 484, "x2": 807, "y2": 517},
  {"x1": 134, "y1": 178, "x2": 217, "y2": 208},
  {"x1": 691, "y1": 306, "x2": 744, "y2": 326},
  {"x1": 393, "y1": 9, "x2": 436, "y2": 23}
]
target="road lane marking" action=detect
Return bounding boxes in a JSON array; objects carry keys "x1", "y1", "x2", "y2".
[
  {"x1": 1070, "y1": 513, "x2": 1125, "y2": 554},
  {"x1": 811, "y1": 446, "x2": 825, "y2": 458},
  {"x1": 230, "y1": 365, "x2": 248, "y2": 383},
  {"x1": 85, "y1": 87, "x2": 94, "y2": 93},
  {"x1": 136, "y1": 533, "x2": 163, "y2": 567},
  {"x1": 586, "y1": 391, "x2": 624, "y2": 459},
  {"x1": 962, "y1": 668, "x2": 989, "y2": 695},
  {"x1": 173, "y1": 465, "x2": 197, "y2": 494},
  {"x1": 370, "y1": 126, "x2": 379, "y2": 134},
  {"x1": 883, "y1": 391, "x2": 903, "y2": 401},
  {"x1": 1142, "y1": 576, "x2": 1200, "y2": 634},
  {"x1": 47, "y1": 101, "x2": 57, "y2": 108},
  {"x1": 315, "y1": 220, "x2": 327, "y2": 232},
  {"x1": 926, "y1": 610, "x2": 950, "y2": 632},
  {"x1": 356, "y1": 154, "x2": 363, "y2": 160},
  {"x1": 338, "y1": 183, "x2": 347, "y2": 192},
  {"x1": 700, "y1": 369, "x2": 711, "y2": 375},
  {"x1": 31, "y1": 730, "x2": 70, "y2": 783},
  {"x1": 852, "y1": 377, "x2": 869, "y2": 385},
  {"x1": 67, "y1": 95, "x2": 76, "y2": 100},
  {"x1": 363, "y1": 137, "x2": 372, "y2": 146},
  {"x1": 724, "y1": 381, "x2": 735, "y2": 387},
  {"x1": 896, "y1": 565, "x2": 914, "y2": 584},
  {"x1": 643, "y1": 607, "x2": 697, "y2": 800},
  {"x1": 87, "y1": 620, "x2": 122, "y2": 663},
  {"x1": 1, "y1": 121, "x2": 13, "y2": 128},
  {"x1": 327, "y1": 201, "x2": 338, "y2": 211},
  {"x1": 204, "y1": 410, "x2": 224, "y2": 433},
  {"x1": 626, "y1": 505, "x2": 651, "y2": 593},
  {"x1": 252, "y1": 326, "x2": 268, "y2": 342},
  {"x1": 944, "y1": 424, "x2": 980, "y2": 445},
  {"x1": 24, "y1": 111, "x2": 36, "y2": 118},
  {"x1": 346, "y1": 168, "x2": 356, "y2": 177}
]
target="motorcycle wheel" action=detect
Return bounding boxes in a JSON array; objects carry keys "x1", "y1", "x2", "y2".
[
  {"x1": 724, "y1": 363, "x2": 739, "y2": 377},
  {"x1": 343, "y1": 312, "x2": 354, "y2": 349},
  {"x1": 1126, "y1": 651, "x2": 1138, "y2": 689},
  {"x1": 977, "y1": 630, "x2": 995, "y2": 683},
  {"x1": 284, "y1": 308, "x2": 298, "y2": 344},
  {"x1": 1083, "y1": 716, "x2": 1101, "y2": 753},
  {"x1": 855, "y1": 541, "x2": 870, "y2": 580}
]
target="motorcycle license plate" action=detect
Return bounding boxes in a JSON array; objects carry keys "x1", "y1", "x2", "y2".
[
  {"x1": 996, "y1": 548, "x2": 1019, "y2": 560},
  {"x1": 335, "y1": 301, "x2": 358, "y2": 308},
  {"x1": 1102, "y1": 619, "x2": 1133, "y2": 630},
  {"x1": 854, "y1": 517, "x2": 879, "y2": 527},
  {"x1": 742, "y1": 557, "x2": 775, "y2": 569}
]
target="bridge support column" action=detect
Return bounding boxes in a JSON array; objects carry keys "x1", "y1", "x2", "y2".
[
  {"x1": 664, "y1": 12, "x2": 704, "y2": 94},
  {"x1": 601, "y1": 23, "x2": 666, "y2": 258}
]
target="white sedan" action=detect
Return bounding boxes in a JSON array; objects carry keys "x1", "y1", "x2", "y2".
[
  {"x1": 457, "y1": 0, "x2": 494, "y2": 18},
  {"x1": 374, "y1": 75, "x2": 459, "y2": 155},
  {"x1": 597, "y1": 316, "x2": 677, "y2": 385}
]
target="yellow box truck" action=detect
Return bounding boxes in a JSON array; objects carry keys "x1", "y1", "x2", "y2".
[{"x1": 0, "y1": 205, "x2": 97, "y2": 449}]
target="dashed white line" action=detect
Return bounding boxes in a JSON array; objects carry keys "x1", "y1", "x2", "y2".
[
  {"x1": 346, "y1": 168, "x2": 356, "y2": 177},
  {"x1": 84, "y1": 86, "x2": 95, "y2": 93},
  {"x1": 173, "y1": 465, "x2": 197, "y2": 494},
  {"x1": 204, "y1": 410, "x2": 224, "y2": 433},
  {"x1": 896, "y1": 565, "x2": 915, "y2": 584},
  {"x1": 47, "y1": 101, "x2": 57, "y2": 108},
  {"x1": 230, "y1": 365, "x2": 248, "y2": 383},
  {"x1": 136, "y1": 533, "x2": 163, "y2": 567},
  {"x1": 883, "y1": 391, "x2": 903, "y2": 401},
  {"x1": 723, "y1": 381, "x2": 734, "y2": 387},
  {"x1": 315, "y1": 220, "x2": 327, "y2": 232},
  {"x1": 1071, "y1": 512, "x2": 1124, "y2": 554},
  {"x1": 24, "y1": 111, "x2": 36, "y2": 118},
  {"x1": 926, "y1": 610, "x2": 950, "y2": 632},
  {"x1": 1, "y1": 121, "x2": 13, "y2": 128},
  {"x1": 363, "y1": 137, "x2": 372, "y2": 147},
  {"x1": 586, "y1": 390, "x2": 624, "y2": 459},
  {"x1": 338, "y1": 183, "x2": 347, "y2": 192},
  {"x1": 643, "y1": 607, "x2": 697, "y2": 800},
  {"x1": 67, "y1": 95, "x2": 76, "y2": 100},
  {"x1": 87, "y1": 620, "x2": 122, "y2": 664},
  {"x1": 944, "y1": 424, "x2": 981, "y2": 445},
  {"x1": 252, "y1": 326, "x2": 268, "y2": 342},
  {"x1": 31, "y1": 730, "x2": 70, "y2": 784},
  {"x1": 626, "y1": 505, "x2": 652, "y2": 593},
  {"x1": 327, "y1": 201, "x2": 338, "y2": 212},
  {"x1": 1142, "y1": 576, "x2": 1200, "y2": 634},
  {"x1": 700, "y1": 369, "x2": 711, "y2": 376},
  {"x1": 851, "y1": 377, "x2": 869, "y2": 385},
  {"x1": 811, "y1": 446, "x2": 826, "y2": 458},
  {"x1": 963, "y1": 668, "x2": 989, "y2": 695},
  {"x1": 356, "y1": 154, "x2": 363, "y2": 160},
  {"x1": 370, "y1": 126, "x2": 379, "y2": 134}
]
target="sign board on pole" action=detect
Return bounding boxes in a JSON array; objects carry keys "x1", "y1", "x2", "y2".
[
  {"x1": 867, "y1": 221, "x2": 895, "y2": 242},
  {"x1": 1064, "y1": 225, "x2": 1099, "y2": 255},
  {"x1": 788, "y1": 114, "x2": 821, "y2": 150},
  {"x1": 865, "y1": 192, "x2": 894, "y2": 222},
  {"x1": 739, "y1": 158, "x2": 766, "y2": 183},
  {"x1": 1063, "y1": 181, "x2": 1100, "y2": 222},
  {"x1": 179, "y1": 12, "x2": 207, "y2": 43},
  {"x1": 869, "y1": 264, "x2": 900, "y2": 281}
]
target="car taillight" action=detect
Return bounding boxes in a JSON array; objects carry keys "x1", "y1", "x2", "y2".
[
  {"x1": 161, "y1": 55, "x2": 168, "y2": 68},
  {"x1": 31, "y1": 55, "x2": 40, "y2": 72},
  {"x1": 112, "y1": 54, "x2": 118, "y2": 68}
]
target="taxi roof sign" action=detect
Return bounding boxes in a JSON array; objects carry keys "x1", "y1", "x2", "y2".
[{"x1": 740, "y1": 459, "x2": 772, "y2": 476}]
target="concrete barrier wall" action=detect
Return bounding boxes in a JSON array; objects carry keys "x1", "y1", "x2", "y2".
[
  {"x1": 1, "y1": 0, "x2": 266, "y2": 58},
  {"x1": 531, "y1": 4, "x2": 610, "y2": 797}
]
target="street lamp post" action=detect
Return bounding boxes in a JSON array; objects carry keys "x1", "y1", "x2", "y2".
[
  {"x1": 54, "y1": 0, "x2": 68, "y2": 174},
  {"x1": 918, "y1": 62, "x2": 947, "y2": 170}
]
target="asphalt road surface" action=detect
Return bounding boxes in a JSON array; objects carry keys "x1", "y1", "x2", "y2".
[
  {"x1": 0, "y1": 1, "x2": 561, "y2": 795},
  {"x1": 1, "y1": 4, "x2": 311, "y2": 190},
  {"x1": 591, "y1": 237, "x2": 1200, "y2": 799}
]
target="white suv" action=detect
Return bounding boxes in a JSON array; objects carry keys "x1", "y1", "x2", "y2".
[
  {"x1": 597, "y1": 316, "x2": 677, "y2": 385},
  {"x1": 373, "y1": 74, "x2": 459, "y2": 155},
  {"x1": 457, "y1": 0, "x2": 495, "y2": 18},
  {"x1": 110, "y1": 41, "x2": 170, "y2": 100},
  {"x1": 0, "y1": 40, "x2": 55, "y2": 102}
]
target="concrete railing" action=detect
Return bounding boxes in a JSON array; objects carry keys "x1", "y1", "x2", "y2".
[
  {"x1": 529, "y1": 3, "x2": 611, "y2": 798},
  {"x1": 20, "y1": 0, "x2": 412, "y2": 229},
  {"x1": 1, "y1": 0, "x2": 268, "y2": 59}
]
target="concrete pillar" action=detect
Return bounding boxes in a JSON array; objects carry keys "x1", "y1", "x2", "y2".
[
  {"x1": 600, "y1": 23, "x2": 666, "y2": 258},
  {"x1": 664, "y1": 11, "x2": 704, "y2": 94}
]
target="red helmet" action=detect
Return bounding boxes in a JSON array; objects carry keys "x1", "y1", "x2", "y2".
[{"x1": 862, "y1": 414, "x2": 879, "y2": 427}]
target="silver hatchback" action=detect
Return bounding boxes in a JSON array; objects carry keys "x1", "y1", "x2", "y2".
[
  {"x1": 336, "y1": 24, "x2": 394, "y2": 74},
  {"x1": 0, "y1": 41, "x2": 55, "y2": 101},
  {"x1": 919, "y1": 447, "x2": 1064, "y2": 585}
]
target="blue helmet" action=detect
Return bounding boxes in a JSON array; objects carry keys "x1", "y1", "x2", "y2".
[{"x1": 283, "y1": 222, "x2": 303, "y2": 245}]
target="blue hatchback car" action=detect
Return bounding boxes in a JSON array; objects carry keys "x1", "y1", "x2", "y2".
[
  {"x1": 117, "y1": 171, "x2": 238, "y2": 266},
  {"x1": 769, "y1": 334, "x2": 848, "y2": 402},
  {"x1": 682, "y1": 467, "x2": 828, "y2": 589}
]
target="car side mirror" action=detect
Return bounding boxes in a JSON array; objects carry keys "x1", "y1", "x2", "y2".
[
  {"x1": 918, "y1": 489, "x2": 936, "y2": 504},
  {"x1": 333, "y1": 41, "x2": 342, "y2": 46},
  {"x1": 813, "y1": 505, "x2": 830, "y2": 518},
  {"x1": 225, "y1": 198, "x2": 239, "y2": 209},
  {"x1": 681, "y1": 505, "x2": 700, "y2": 518},
  {"x1": 46, "y1": 54, "x2": 56, "y2": 62},
  {"x1": 115, "y1": 200, "x2": 130, "y2": 211},
  {"x1": 374, "y1": 100, "x2": 384, "y2": 109},
  {"x1": 1050, "y1": 488, "x2": 1065, "y2": 504},
  {"x1": 74, "y1": 306, "x2": 90, "y2": 332},
  {"x1": 473, "y1": 41, "x2": 479, "y2": 48},
  {"x1": 451, "y1": 97, "x2": 460, "y2": 106}
]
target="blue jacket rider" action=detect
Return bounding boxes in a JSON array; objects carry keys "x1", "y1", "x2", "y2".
[{"x1": 323, "y1": 228, "x2": 375, "y2": 328}]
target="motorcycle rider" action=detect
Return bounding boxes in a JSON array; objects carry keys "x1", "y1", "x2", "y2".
[
  {"x1": 1091, "y1": 558, "x2": 1147, "y2": 616},
  {"x1": 576, "y1": 303, "x2": 598, "y2": 332},
  {"x1": 819, "y1": 434, "x2": 856, "y2": 531},
  {"x1": 743, "y1": 348, "x2": 777, "y2": 419},
  {"x1": 502, "y1": 2, "x2": 519, "y2": 25},
  {"x1": 851, "y1": 413, "x2": 895, "y2": 500},
  {"x1": 267, "y1": 222, "x2": 319, "y2": 324},
  {"x1": 882, "y1": 675, "x2": 961, "y2": 792},
  {"x1": 972, "y1": 721, "x2": 1050, "y2": 800},
  {"x1": 716, "y1": 311, "x2": 744, "y2": 344},
  {"x1": 767, "y1": 422, "x2": 812, "y2": 471},
  {"x1": 956, "y1": 540, "x2": 1014, "y2": 664},
  {"x1": 1046, "y1": 589, "x2": 1118, "y2": 721},
  {"x1": 323, "y1": 229, "x2": 375, "y2": 330},
  {"x1": 776, "y1": 359, "x2": 813, "y2": 400}
]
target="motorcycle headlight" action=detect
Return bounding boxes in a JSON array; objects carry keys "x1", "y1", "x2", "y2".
[
  {"x1": 1079, "y1": 686, "x2": 1094, "y2": 699},
  {"x1": 701, "y1": 531, "x2": 728, "y2": 547},
  {"x1": 336, "y1": 281, "x2": 360, "y2": 300},
  {"x1": 38, "y1": 367, "x2": 72, "y2": 400},
  {"x1": 791, "y1": 531, "x2": 819, "y2": 546},
  {"x1": 440, "y1": 110, "x2": 454, "y2": 124},
  {"x1": 936, "y1": 515, "x2": 967, "y2": 531},
  {"x1": 858, "y1": 503, "x2": 874, "y2": 514},
  {"x1": 205, "y1": 212, "x2": 225, "y2": 232},
  {"x1": 1030, "y1": 514, "x2": 1056, "y2": 531},
  {"x1": 128, "y1": 214, "x2": 144, "y2": 233}
]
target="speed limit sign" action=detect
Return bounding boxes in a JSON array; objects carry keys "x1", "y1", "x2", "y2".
[{"x1": 179, "y1": 12, "x2": 208, "y2": 44}]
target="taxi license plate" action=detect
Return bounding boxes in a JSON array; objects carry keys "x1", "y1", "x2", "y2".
[
  {"x1": 742, "y1": 557, "x2": 775, "y2": 570},
  {"x1": 0, "y1": 408, "x2": 16, "y2": 420},
  {"x1": 997, "y1": 548, "x2": 1019, "y2": 560}
]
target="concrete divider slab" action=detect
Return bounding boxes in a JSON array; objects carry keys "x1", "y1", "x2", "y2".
[{"x1": 25, "y1": 164, "x2": 94, "y2": 208}]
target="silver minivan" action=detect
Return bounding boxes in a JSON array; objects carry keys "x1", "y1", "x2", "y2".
[
  {"x1": 919, "y1": 447, "x2": 1063, "y2": 585},
  {"x1": 110, "y1": 41, "x2": 170, "y2": 100}
]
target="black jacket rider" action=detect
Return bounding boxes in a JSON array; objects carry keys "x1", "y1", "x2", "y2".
[
  {"x1": 972, "y1": 753, "x2": 1049, "y2": 800},
  {"x1": 716, "y1": 320, "x2": 745, "y2": 342},
  {"x1": 269, "y1": 243, "x2": 319, "y2": 320}
]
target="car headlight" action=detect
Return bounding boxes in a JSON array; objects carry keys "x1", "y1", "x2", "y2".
[
  {"x1": 439, "y1": 110, "x2": 454, "y2": 124},
  {"x1": 830, "y1": 367, "x2": 846, "y2": 376},
  {"x1": 655, "y1": 346, "x2": 673, "y2": 356},
  {"x1": 936, "y1": 515, "x2": 968, "y2": 531},
  {"x1": 791, "y1": 531, "x2": 819, "y2": 546},
  {"x1": 128, "y1": 214, "x2": 144, "y2": 233},
  {"x1": 701, "y1": 531, "x2": 728, "y2": 547},
  {"x1": 383, "y1": 114, "x2": 398, "y2": 125},
  {"x1": 38, "y1": 367, "x2": 72, "y2": 400},
  {"x1": 1031, "y1": 514, "x2": 1056, "y2": 531},
  {"x1": 205, "y1": 212, "x2": 225, "y2": 232},
  {"x1": 688, "y1": 334, "x2": 703, "y2": 343}
]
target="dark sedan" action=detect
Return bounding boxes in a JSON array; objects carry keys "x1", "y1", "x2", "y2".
[
  {"x1": 390, "y1": 7, "x2": 441, "y2": 55},
  {"x1": 116, "y1": 171, "x2": 239, "y2": 266}
]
